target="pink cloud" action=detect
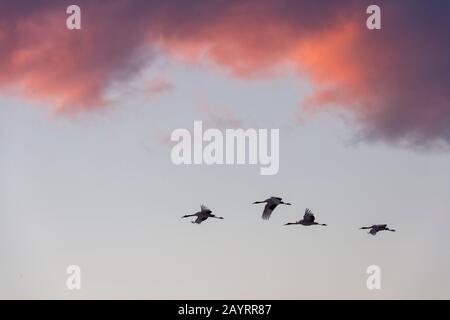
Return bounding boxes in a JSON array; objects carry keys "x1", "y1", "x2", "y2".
[{"x1": 1, "y1": 1, "x2": 449, "y2": 147}]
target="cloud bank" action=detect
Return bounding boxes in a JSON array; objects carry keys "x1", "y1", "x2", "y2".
[{"x1": 1, "y1": 0, "x2": 449, "y2": 146}]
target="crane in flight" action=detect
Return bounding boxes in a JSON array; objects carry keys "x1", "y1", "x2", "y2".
[
  {"x1": 360, "y1": 224, "x2": 395, "y2": 235},
  {"x1": 284, "y1": 208, "x2": 327, "y2": 227},
  {"x1": 181, "y1": 205, "x2": 224, "y2": 224},
  {"x1": 253, "y1": 196, "x2": 291, "y2": 220}
]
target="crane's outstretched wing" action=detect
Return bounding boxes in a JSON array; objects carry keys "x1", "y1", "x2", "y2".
[
  {"x1": 303, "y1": 208, "x2": 315, "y2": 223},
  {"x1": 262, "y1": 202, "x2": 278, "y2": 220}
]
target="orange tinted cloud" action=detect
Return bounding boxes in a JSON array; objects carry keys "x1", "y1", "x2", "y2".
[
  {"x1": 0, "y1": 1, "x2": 155, "y2": 112},
  {"x1": 1, "y1": 1, "x2": 449, "y2": 146}
]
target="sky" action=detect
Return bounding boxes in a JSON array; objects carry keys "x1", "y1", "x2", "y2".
[{"x1": 1, "y1": 0, "x2": 450, "y2": 299}]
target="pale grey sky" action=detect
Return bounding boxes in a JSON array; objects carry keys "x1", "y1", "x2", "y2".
[{"x1": 1, "y1": 60, "x2": 450, "y2": 299}]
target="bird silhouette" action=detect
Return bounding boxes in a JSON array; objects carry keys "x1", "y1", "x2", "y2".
[
  {"x1": 360, "y1": 224, "x2": 395, "y2": 235},
  {"x1": 181, "y1": 205, "x2": 224, "y2": 224},
  {"x1": 253, "y1": 196, "x2": 291, "y2": 220},
  {"x1": 284, "y1": 208, "x2": 327, "y2": 226}
]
